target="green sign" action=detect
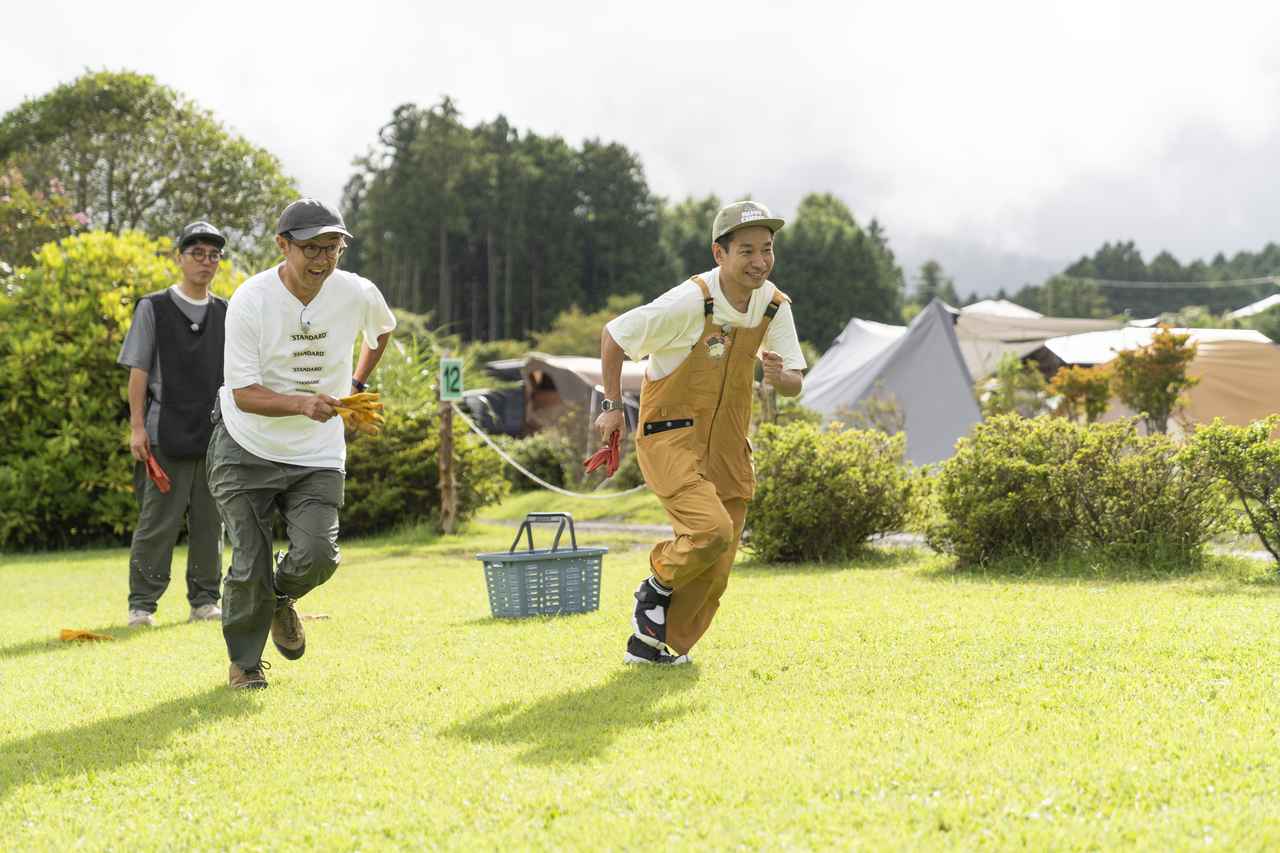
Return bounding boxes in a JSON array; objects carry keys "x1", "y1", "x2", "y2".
[{"x1": 440, "y1": 358, "x2": 464, "y2": 401}]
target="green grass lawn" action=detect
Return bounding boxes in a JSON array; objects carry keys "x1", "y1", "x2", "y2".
[
  {"x1": 5, "y1": 522, "x2": 1280, "y2": 849},
  {"x1": 479, "y1": 487, "x2": 668, "y2": 526}
]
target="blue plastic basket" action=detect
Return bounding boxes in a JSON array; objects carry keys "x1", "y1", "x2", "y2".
[{"x1": 475, "y1": 513, "x2": 606, "y2": 618}]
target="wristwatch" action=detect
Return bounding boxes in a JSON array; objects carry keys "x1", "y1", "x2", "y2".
[
  {"x1": 351, "y1": 378, "x2": 368, "y2": 392},
  {"x1": 600, "y1": 398, "x2": 624, "y2": 412}
]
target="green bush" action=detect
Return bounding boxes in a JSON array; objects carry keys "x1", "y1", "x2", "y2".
[
  {"x1": 495, "y1": 431, "x2": 577, "y2": 492},
  {"x1": 0, "y1": 231, "x2": 241, "y2": 549},
  {"x1": 1064, "y1": 420, "x2": 1227, "y2": 563},
  {"x1": 1185, "y1": 416, "x2": 1280, "y2": 568},
  {"x1": 926, "y1": 414, "x2": 1080, "y2": 563},
  {"x1": 928, "y1": 414, "x2": 1228, "y2": 566},
  {"x1": 343, "y1": 408, "x2": 508, "y2": 536},
  {"x1": 748, "y1": 422, "x2": 916, "y2": 562}
]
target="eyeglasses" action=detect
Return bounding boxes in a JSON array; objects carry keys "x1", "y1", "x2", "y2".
[
  {"x1": 289, "y1": 240, "x2": 345, "y2": 260},
  {"x1": 183, "y1": 248, "x2": 223, "y2": 263}
]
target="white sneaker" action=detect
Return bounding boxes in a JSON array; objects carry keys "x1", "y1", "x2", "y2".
[
  {"x1": 623, "y1": 635, "x2": 691, "y2": 665},
  {"x1": 127, "y1": 609, "x2": 156, "y2": 627},
  {"x1": 189, "y1": 603, "x2": 222, "y2": 622}
]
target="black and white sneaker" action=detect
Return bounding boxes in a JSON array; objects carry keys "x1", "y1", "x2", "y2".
[
  {"x1": 623, "y1": 635, "x2": 691, "y2": 666},
  {"x1": 632, "y1": 575, "x2": 672, "y2": 649}
]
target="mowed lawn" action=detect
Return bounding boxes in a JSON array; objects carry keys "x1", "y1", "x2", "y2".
[{"x1": 4, "y1": 518, "x2": 1280, "y2": 849}]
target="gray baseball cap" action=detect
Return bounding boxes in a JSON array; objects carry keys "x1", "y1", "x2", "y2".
[
  {"x1": 178, "y1": 220, "x2": 226, "y2": 251},
  {"x1": 711, "y1": 200, "x2": 785, "y2": 243},
  {"x1": 276, "y1": 198, "x2": 354, "y2": 241}
]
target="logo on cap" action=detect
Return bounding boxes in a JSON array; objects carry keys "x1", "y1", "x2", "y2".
[{"x1": 741, "y1": 209, "x2": 764, "y2": 222}]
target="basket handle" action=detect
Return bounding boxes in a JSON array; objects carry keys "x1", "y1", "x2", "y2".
[{"x1": 509, "y1": 512, "x2": 578, "y2": 554}]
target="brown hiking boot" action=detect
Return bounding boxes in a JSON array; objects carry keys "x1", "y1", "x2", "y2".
[
  {"x1": 229, "y1": 660, "x2": 270, "y2": 690},
  {"x1": 271, "y1": 597, "x2": 305, "y2": 660}
]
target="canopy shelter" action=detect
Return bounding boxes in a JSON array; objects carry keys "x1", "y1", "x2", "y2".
[
  {"x1": 1182, "y1": 340, "x2": 1280, "y2": 426},
  {"x1": 520, "y1": 353, "x2": 646, "y2": 432},
  {"x1": 1041, "y1": 327, "x2": 1271, "y2": 367},
  {"x1": 800, "y1": 300, "x2": 982, "y2": 465},
  {"x1": 1228, "y1": 293, "x2": 1280, "y2": 319}
]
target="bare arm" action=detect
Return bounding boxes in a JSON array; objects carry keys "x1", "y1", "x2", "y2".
[
  {"x1": 232, "y1": 385, "x2": 339, "y2": 422},
  {"x1": 761, "y1": 351, "x2": 804, "y2": 398},
  {"x1": 352, "y1": 332, "x2": 393, "y2": 387},
  {"x1": 127, "y1": 368, "x2": 151, "y2": 461},
  {"x1": 593, "y1": 327, "x2": 627, "y2": 441}
]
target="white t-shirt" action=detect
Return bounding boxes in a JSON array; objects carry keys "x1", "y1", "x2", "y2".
[
  {"x1": 219, "y1": 267, "x2": 397, "y2": 469},
  {"x1": 605, "y1": 268, "x2": 807, "y2": 381}
]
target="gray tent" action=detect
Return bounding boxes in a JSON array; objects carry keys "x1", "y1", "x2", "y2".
[{"x1": 801, "y1": 299, "x2": 981, "y2": 465}]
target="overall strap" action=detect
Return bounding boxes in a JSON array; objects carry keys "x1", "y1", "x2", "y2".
[
  {"x1": 690, "y1": 275, "x2": 714, "y2": 316},
  {"x1": 763, "y1": 288, "x2": 789, "y2": 321}
]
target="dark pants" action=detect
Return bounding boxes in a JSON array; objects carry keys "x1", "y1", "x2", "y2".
[
  {"x1": 128, "y1": 447, "x2": 222, "y2": 613},
  {"x1": 206, "y1": 420, "x2": 344, "y2": 670}
]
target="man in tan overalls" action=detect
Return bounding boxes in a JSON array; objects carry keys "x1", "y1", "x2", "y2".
[{"x1": 596, "y1": 201, "x2": 807, "y2": 664}]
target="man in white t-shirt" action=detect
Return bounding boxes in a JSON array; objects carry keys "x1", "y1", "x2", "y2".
[
  {"x1": 595, "y1": 200, "x2": 806, "y2": 665},
  {"x1": 207, "y1": 198, "x2": 397, "y2": 690}
]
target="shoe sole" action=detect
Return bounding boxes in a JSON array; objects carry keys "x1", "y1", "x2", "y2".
[
  {"x1": 623, "y1": 652, "x2": 692, "y2": 666},
  {"x1": 229, "y1": 681, "x2": 268, "y2": 690},
  {"x1": 273, "y1": 641, "x2": 305, "y2": 661}
]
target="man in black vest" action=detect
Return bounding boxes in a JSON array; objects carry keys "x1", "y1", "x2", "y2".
[{"x1": 117, "y1": 221, "x2": 229, "y2": 626}]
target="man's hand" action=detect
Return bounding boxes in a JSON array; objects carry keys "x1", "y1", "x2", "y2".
[
  {"x1": 298, "y1": 394, "x2": 340, "y2": 423},
  {"x1": 129, "y1": 425, "x2": 151, "y2": 462},
  {"x1": 761, "y1": 350, "x2": 785, "y2": 386},
  {"x1": 594, "y1": 409, "x2": 625, "y2": 444}
]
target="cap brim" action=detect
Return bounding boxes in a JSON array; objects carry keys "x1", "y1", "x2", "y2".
[
  {"x1": 714, "y1": 218, "x2": 786, "y2": 242},
  {"x1": 180, "y1": 234, "x2": 227, "y2": 250},
  {"x1": 286, "y1": 224, "x2": 353, "y2": 241}
]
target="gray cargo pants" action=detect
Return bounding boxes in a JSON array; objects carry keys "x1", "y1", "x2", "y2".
[
  {"x1": 206, "y1": 416, "x2": 344, "y2": 671},
  {"x1": 128, "y1": 448, "x2": 223, "y2": 613}
]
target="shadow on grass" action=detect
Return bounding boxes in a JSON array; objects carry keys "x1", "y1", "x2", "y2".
[
  {"x1": 0, "y1": 622, "x2": 187, "y2": 662},
  {"x1": 0, "y1": 686, "x2": 261, "y2": 801},
  {"x1": 444, "y1": 666, "x2": 700, "y2": 766}
]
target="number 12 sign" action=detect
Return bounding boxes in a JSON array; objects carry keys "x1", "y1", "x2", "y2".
[{"x1": 439, "y1": 358, "x2": 464, "y2": 401}]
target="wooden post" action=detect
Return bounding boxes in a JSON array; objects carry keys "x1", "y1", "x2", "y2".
[{"x1": 439, "y1": 358, "x2": 458, "y2": 534}]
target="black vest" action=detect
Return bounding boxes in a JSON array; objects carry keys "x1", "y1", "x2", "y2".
[{"x1": 148, "y1": 290, "x2": 227, "y2": 458}]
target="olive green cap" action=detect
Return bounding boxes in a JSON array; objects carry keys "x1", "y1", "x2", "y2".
[{"x1": 710, "y1": 200, "x2": 785, "y2": 243}]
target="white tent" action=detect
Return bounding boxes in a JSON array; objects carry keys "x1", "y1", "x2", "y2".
[
  {"x1": 1228, "y1": 293, "x2": 1280, "y2": 319},
  {"x1": 1043, "y1": 327, "x2": 1271, "y2": 366},
  {"x1": 801, "y1": 300, "x2": 982, "y2": 465},
  {"x1": 961, "y1": 299, "x2": 1044, "y2": 319}
]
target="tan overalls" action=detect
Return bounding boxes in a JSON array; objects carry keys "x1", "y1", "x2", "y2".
[{"x1": 636, "y1": 275, "x2": 788, "y2": 655}]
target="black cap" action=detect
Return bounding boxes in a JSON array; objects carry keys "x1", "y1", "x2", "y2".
[
  {"x1": 276, "y1": 198, "x2": 353, "y2": 241},
  {"x1": 178, "y1": 221, "x2": 226, "y2": 251}
]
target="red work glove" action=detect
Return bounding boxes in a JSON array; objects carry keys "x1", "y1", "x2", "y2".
[
  {"x1": 145, "y1": 453, "x2": 172, "y2": 494},
  {"x1": 583, "y1": 430, "x2": 621, "y2": 478}
]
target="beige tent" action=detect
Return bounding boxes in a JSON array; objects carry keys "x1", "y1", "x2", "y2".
[
  {"x1": 1183, "y1": 340, "x2": 1280, "y2": 425},
  {"x1": 522, "y1": 353, "x2": 647, "y2": 431}
]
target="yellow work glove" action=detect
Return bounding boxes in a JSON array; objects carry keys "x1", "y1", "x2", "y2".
[{"x1": 335, "y1": 391, "x2": 386, "y2": 436}]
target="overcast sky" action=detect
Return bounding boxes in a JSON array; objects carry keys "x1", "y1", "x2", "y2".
[{"x1": 5, "y1": 0, "x2": 1279, "y2": 295}]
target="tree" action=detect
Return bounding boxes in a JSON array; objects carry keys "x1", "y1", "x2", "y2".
[
  {"x1": 1110, "y1": 325, "x2": 1199, "y2": 434},
  {"x1": 976, "y1": 353, "x2": 1048, "y2": 418},
  {"x1": 0, "y1": 164, "x2": 87, "y2": 271},
  {"x1": 531, "y1": 293, "x2": 643, "y2": 356},
  {"x1": 913, "y1": 259, "x2": 959, "y2": 305},
  {"x1": 773, "y1": 194, "x2": 904, "y2": 350},
  {"x1": 1048, "y1": 364, "x2": 1111, "y2": 423},
  {"x1": 0, "y1": 231, "x2": 243, "y2": 548},
  {"x1": 0, "y1": 70, "x2": 296, "y2": 264},
  {"x1": 659, "y1": 194, "x2": 722, "y2": 283}
]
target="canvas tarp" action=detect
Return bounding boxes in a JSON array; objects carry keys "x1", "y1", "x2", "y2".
[
  {"x1": 953, "y1": 311, "x2": 1121, "y2": 378},
  {"x1": 1182, "y1": 340, "x2": 1280, "y2": 425},
  {"x1": 1042, "y1": 327, "x2": 1271, "y2": 366},
  {"x1": 800, "y1": 300, "x2": 982, "y2": 465},
  {"x1": 521, "y1": 353, "x2": 647, "y2": 431}
]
